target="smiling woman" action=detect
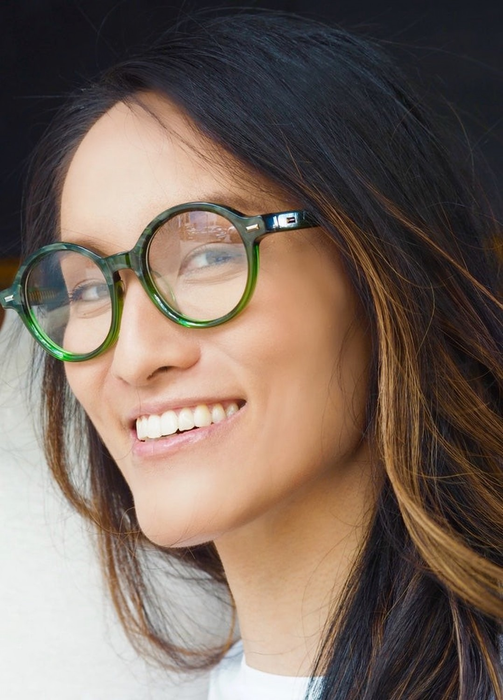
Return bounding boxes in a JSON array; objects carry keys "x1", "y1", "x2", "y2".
[
  {"x1": 59, "y1": 97, "x2": 370, "y2": 556},
  {"x1": 2, "y1": 11, "x2": 503, "y2": 700}
]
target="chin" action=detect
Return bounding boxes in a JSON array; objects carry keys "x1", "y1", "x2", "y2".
[{"x1": 135, "y1": 511, "x2": 223, "y2": 549}]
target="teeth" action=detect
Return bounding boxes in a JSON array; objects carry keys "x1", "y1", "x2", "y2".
[
  {"x1": 194, "y1": 404, "x2": 212, "y2": 428},
  {"x1": 147, "y1": 414, "x2": 162, "y2": 439},
  {"x1": 225, "y1": 403, "x2": 239, "y2": 418},
  {"x1": 136, "y1": 416, "x2": 148, "y2": 441},
  {"x1": 178, "y1": 408, "x2": 195, "y2": 431},
  {"x1": 136, "y1": 401, "x2": 240, "y2": 441},
  {"x1": 160, "y1": 410, "x2": 177, "y2": 436},
  {"x1": 211, "y1": 404, "x2": 226, "y2": 423}
]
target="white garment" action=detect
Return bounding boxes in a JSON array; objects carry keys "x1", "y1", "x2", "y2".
[
  {"x1": 0, "y1": 311, "x2": 210, "y2": 700},
  {"x1": 208, "y1": 641, "x2": 321, "y2": 700},
  {"x1": 208, "y1": 639, "x2": 502, "y2": 700}
]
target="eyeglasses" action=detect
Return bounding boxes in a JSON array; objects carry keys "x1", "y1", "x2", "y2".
[{"x1": 1, "y1": 202, "x2": 316, "y2": 362}]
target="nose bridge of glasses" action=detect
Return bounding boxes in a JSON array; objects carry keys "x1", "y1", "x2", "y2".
[
  {"x1": 105, "y1": 249, "x2": 158, "y2": 317},
  {"x1": 105, "y1": 250, "x2": 140, "y2": 278}
]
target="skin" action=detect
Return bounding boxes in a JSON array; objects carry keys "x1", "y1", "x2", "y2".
[{"x1": 61, "y1": 96, "x2": 374, "y2": 676}]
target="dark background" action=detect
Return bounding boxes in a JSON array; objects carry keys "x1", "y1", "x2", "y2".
[{"x1": 1, "y1": 0, "x2": 502, "y2": 262}]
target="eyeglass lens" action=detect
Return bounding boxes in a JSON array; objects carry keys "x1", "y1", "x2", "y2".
[
  {"x1": 27, "y1": 250, "x2": 112, "y2": 355},
  {"x1": 24, "y1": 210, "x2": 249, "y2": 356}
]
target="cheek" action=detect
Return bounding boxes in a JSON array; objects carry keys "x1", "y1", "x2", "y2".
[
  {"x1": 258, "y1": 312, "x2": 368, "y2": 468},
  {"x1": 215, "y1": 244, "x2": 370, "y2": 473},
  {"x1": 253, "y1": 240, "x2": 368, "y2": 406},
  {"x1": 65, "y1": 362, "x2": 109, "y2": 429},
  {"x1": 66, "y1": 362, "x2": 135, "y2": 469}
]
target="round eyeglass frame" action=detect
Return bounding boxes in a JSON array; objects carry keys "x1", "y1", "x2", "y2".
[{"x1": 1, "y1": 202, "x2": 316, "y2": 362}]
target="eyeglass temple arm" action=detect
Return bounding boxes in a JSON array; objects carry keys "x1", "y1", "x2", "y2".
[{"x1": 261, "y1": 210, "x2": 316, "y2": 233}]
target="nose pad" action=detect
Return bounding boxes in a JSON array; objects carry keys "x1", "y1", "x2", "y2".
[
  {"x1": 103, "y1": 275, "x2": 126, "y2": 352},
  {"x1": 116, "y1": 277, "x2": 126, "y2": 299}
]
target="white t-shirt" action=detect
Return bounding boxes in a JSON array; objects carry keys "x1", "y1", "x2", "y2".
[{"x1": 208, "y1": 641, "x2": 322, "y2": 700}]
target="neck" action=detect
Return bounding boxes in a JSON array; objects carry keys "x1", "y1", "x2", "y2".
[{"x1": 214, "y1": 444, "x2": 374, "y2": 676}]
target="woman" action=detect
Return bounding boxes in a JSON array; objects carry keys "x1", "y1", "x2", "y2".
[{"x1": 2, "y1": 11, "x2": 502, "y2": 699}]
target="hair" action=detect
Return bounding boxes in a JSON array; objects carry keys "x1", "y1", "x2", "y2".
[{"x1": 22, "y1": 11, "x2": 503, "y2": 700}]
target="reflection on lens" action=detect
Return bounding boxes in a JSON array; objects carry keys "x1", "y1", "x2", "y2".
[
  {"x1": 148, "y1": 211, "x2": 248, "y2": 321},
  {"x1": 26, "y1": 250, "x2": 112, "y2": 355}
]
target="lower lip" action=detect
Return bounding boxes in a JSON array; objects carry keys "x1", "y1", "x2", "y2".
[{"x1": 131, "y1": 405, "x2": 245, "y2": 459}]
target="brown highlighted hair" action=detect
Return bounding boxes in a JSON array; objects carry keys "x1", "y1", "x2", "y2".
[{"x1": 24, "y1": 12, "x2": 502, "y2": 699}]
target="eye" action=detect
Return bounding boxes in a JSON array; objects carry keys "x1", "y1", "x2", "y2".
[
  {"x1": 69, "y1": 280, "x2": 110, "y2": 304},
  {"x1": 180, "y1": 243, "x2": 247, "y2": 275}
]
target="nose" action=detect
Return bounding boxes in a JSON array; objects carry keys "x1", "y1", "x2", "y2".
[{"x1": 109, "y1": 274, "x2": 201, "y2": 387}]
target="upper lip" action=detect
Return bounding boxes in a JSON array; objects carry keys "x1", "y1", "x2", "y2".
[{"x1": 126, "y1": 397, "x2": 245, "y2": 426}]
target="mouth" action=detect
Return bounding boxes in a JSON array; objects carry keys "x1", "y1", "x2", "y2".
[{"x1": 135, "y1": 401, "x2": 245, "y2": 441}]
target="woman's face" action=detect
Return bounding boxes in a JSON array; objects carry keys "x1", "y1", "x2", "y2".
[{"x1": 61, "y1": 96, "x2": 372, "y2": 548}]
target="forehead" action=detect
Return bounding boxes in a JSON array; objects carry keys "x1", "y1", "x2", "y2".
[{"x1": 60, "y1": 95, "x2": 280, "y2": 247}]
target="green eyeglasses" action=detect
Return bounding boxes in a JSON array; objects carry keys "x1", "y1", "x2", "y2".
[{"x1": 1, "y1": 202, "x2": 316, "y2": 362}]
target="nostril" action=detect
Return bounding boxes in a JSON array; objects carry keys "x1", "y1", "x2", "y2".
[{"x1": 147, "y1": 366, "x2": 170, "y2": 381}]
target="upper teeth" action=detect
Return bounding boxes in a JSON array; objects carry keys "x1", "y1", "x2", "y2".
[{"x1": 136, "y1": 402, "x2": 239, "y2": 441}]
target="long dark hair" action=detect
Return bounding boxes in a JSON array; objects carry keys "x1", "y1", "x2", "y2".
[{"x1": 23, "y1": 11, "x2": 503, "y2": 699}]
